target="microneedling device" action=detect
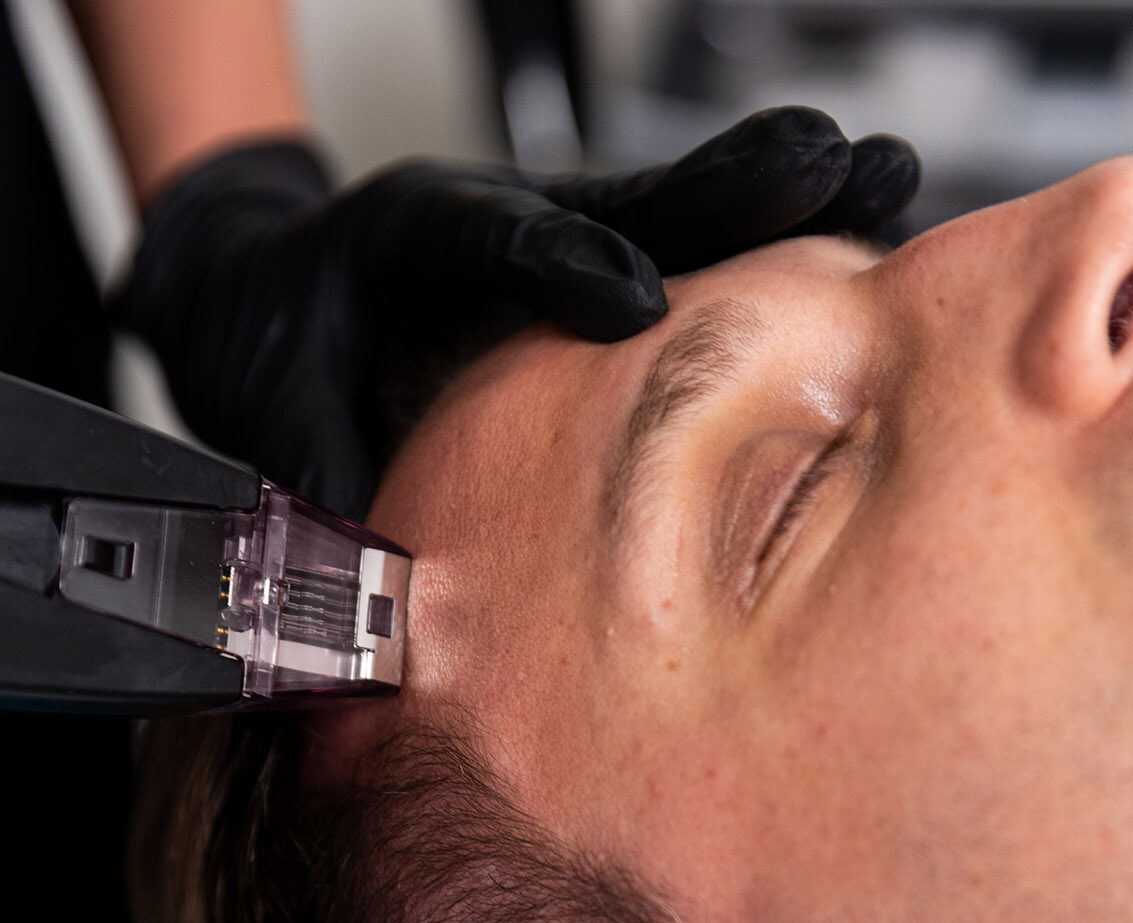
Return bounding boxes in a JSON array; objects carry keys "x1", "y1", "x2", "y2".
[{"x1": 0, "y1": 372, "x2": 410, "y2": 716}]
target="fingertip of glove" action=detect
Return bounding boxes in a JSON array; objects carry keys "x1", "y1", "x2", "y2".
[
  {"x1": 712, "y1": 108, "x2": 855, "y2": 233},
  {"x1": 714, "y1": 106, "x2": 851, "y2": 177},
  {"x1": 555, "y1": 271, "x2": 669, "y2": 343},
  {"x1": 515, "y1": 210, "x2": 669, "y2": 342},
  {"x1": 549, "y1": 256, "x2": 668, "y2": 343},
  {"x1": 624, "y1": 106, "x2": 855, "y2": 270},
  {"x1": 741, "y1": 106, "x2": 843, "y2": 145},
  {"x1": 842, "y1": 134, "x2": 922, "y2": 226}
]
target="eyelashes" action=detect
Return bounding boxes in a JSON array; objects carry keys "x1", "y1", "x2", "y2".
[
  {"x1": 756, "y1": 434, "x2": 851, "y2": 566},
  {"x1": 721, "y1": 419, "x2": 870, "y2": 614}
]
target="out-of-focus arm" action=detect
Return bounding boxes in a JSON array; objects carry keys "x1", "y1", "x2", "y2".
[{"x1": 66, "y1": 0, "x2": 308, "y2": 205}]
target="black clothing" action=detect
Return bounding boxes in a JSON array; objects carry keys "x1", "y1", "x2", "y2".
[
  {"x1": 0, "y1": 6, "x2": 127, "y2": 920},
  {"x1": 0, "y1": 2, "x2": 109, "y2": 406}
]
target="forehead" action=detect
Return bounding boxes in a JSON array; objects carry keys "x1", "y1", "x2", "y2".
[
  {"x1": 664, "y1": 235, "x2": 885, "y2": 305},
  {"x1": 371, "y1": 232, "x2": 890, "y2": 617},
  {"x1": 376, "y1": 233, "x2": 888, "y2": 545}
]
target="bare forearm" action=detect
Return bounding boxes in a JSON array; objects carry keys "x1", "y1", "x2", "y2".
[{"x1": 66, "y1": 0, "x2": 308, "y2": 205}]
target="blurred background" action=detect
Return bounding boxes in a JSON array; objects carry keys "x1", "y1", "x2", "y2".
[
  {"x1": 10, "y1": 0, "x2": 1133, "y2": 436},
  {"x1": 6, "y1": 1, "x2": 1133, "y2": 918}
]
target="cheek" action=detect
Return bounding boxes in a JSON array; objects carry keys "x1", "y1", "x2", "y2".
[{"x1": 748, "y1": 458, "x2": 1133, "y2": 907}]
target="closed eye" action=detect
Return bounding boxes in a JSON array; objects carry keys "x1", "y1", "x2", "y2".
[{"x1": 757, "y1": 433, "x2": 851, "y2": 566}]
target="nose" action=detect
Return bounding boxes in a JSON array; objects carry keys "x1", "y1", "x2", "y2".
[
  {"x1": 1014, "y1": 159, "x2": 1133, "y2": 420},
  {"x1": 888, "y1": 157, "x2": 1133, "y2": 423}
]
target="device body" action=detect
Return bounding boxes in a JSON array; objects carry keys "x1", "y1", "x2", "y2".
[{"x1": 0, "y1": 372, "x2": 409, "y2": 715}]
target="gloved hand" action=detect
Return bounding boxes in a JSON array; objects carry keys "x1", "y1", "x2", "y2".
[{"x1": 115, "y1": 106, "x2": 918, "y2": 522}]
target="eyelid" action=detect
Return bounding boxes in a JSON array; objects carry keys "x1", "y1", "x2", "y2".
[
  {"x1": 712, "y1": 416, "x2": 875, "y2": 617},
  {"x1": 755, "y1": 430, "x2": 854, "y2": 568}
]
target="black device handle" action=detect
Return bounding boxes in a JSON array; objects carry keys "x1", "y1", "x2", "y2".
[
  {"x1": 0, "y1": 371, "x2": 261, "y2": 509},
  {"x1": 0, "y1": 582, "x2": 243, "y2": 715},
  {"x1": 0, "y1": 372, "x2": 255, "y2": 713}
]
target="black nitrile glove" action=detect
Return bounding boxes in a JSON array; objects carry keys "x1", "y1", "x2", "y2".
[{"x1": 116, "y1": 106, "x2": 919, "y2": 522}]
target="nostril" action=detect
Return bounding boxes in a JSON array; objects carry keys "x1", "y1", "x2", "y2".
[{"x1": 1109, "y1": 271, "x2": 1133, "y2": 352}]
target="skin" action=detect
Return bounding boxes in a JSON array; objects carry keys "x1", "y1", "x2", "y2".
[
  {"x1": 318, "y1": 158, "x2": 1133, "y2": 920},
  {"x1": 67, "y1": 0, "x2": 307, "y2": 204}
]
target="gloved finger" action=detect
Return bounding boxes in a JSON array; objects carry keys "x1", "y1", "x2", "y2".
[
  {"x1": 536, "y1": 106, "x2": 854, "y2": 275},
  {"x1": 792, "y1": 134, "x2": 921, "y2": 237},
  {"x1": 248, "y1": 369, "x2": 376, "y2": 523},
  {"x1": 352, "y1": 166, "x2": 666, "y2": 342}
]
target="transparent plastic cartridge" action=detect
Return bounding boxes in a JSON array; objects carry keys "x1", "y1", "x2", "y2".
[{"x1": 57, "y1": 481, "x2": 410, "y2": 705}]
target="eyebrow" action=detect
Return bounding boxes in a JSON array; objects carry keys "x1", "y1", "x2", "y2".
[
  {"x1": 603, "y1": 296, "x2": 765, "y2": 538},
  {"x1": 602, "y1": 234, "x2": 886, "y2": 541}
]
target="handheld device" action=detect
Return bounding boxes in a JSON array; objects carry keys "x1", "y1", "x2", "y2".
[{"x1": 0, "y1": 372, "x2": 410, "y2": 715}]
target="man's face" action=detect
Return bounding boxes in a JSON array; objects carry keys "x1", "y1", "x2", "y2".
[{"x1": 337, "y1": 159, "x2": 1133, "y2": 919}]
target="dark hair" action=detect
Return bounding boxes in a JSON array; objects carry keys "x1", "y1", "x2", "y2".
[
  {"x1": 129, "y1": 712, "x2": 674, "y2": 922},
  {"x1": 128, "y1": 284, "x2": 676, "y2": 921}
]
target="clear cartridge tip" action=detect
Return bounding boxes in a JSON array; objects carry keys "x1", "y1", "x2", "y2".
[{"x1": 58, "y1": 481, "x2": 410, "y2": 705}]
